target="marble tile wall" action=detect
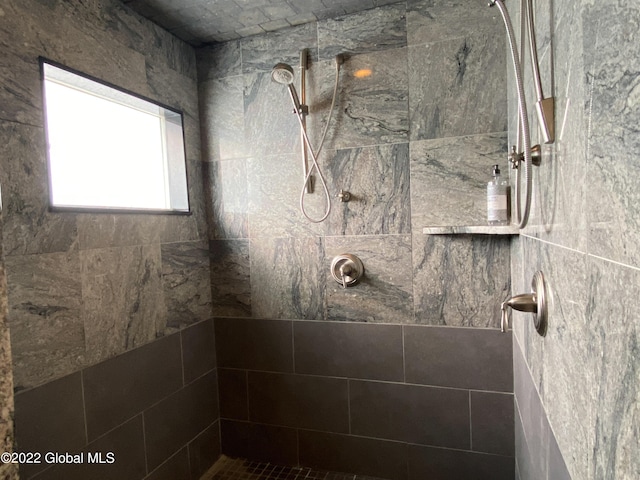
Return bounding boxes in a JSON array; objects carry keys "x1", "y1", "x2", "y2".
[
  {"x1": 0, "y1": 219, "x2": 19, "y2": 479},
  {"x1": 0, "y1": 0, "x2": 213, "y2": 391},
  {"x1": 509, "y1": 0, "x2": 640, "y2": 479},
  {"x1": 200, "y1": 0, "x2": 511, "y2": 328},
  {"x1": 13, "y1": 320, "x2": 219, "y2": 480},
  {"x1": 199, "y1": 0, "x2": 514, "y2": 477},
  {"x1": 0, "y1": 0, "x2": 218, "y2": 476}
]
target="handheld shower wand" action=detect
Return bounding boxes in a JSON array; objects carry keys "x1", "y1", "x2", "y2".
[
  {"x1": 271, "y1": 51, "x2": 343, "y2": 223},
  {"x1": 271, "y1": 60, "x2": 311, "y2": 192}
]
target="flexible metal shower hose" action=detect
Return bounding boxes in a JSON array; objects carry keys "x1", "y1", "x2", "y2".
[
  {"x1": 493, "y1": 0, "x2": 532, "y2": 228},
  {"x1": 296, "y1": 59, "x2": 341, "y2": 223}
]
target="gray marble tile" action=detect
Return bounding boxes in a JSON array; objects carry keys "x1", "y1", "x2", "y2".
[
  {"x1": 250, "y1": 237, "x2": 325, "y2": 320},
  {"x1": 244, "y1": 70, "x2": 302, "y2": 159},
  {"x1": 410, "y1": 133, "x2": 509, "y2": 230},
  {"x1": 0, "y1": 122, "x2": 78, "y2": 256},
  {"x1": 510, "y1": 237, "x2": 526, "y2": 352},
  {"x1": 146, "y1": 24, "x2": 197, "y2": 80},
  {"x1": 76, "y1": 182, "x2": 200, "y2": 251},
  {"x1": 0, "y1": 54, "x2": 44, "y2": 129},
  {"x1": 548, "y1": 431, "x2": 572, "y2": 480},
  {"x1": 0, "y1": 220, "x2": 17, "y2": 479},
  {"x1": 406, "y1": 0, "x2": 503, "y2": 47},
  {"x1": 1, "y1": 2, "x2": 150, "y2": 125},
  {"x1": 161, "y1": 241, "x2": 212, "y2": 333},
  {"x1": 75, "y1": 0, "x2": 197, "y2": 80},
  {"x1": 36, "y1": 3, "x2": 150, "y2": 94},
  {"x1": 519, "y1": 238, "x2": 592, "y2": 480},
  {"x1": 200, "y1": 76, "x2": 247, "y2": 161},
  {"x1": 518, "y1": 3, "x2": 587, "y2": 252},
  {"x1": 408, "y1": 32, "x2": 507, "y2": 141},
  {"x1": 144, "y1": 61, "x2": 199, "y2": 118},
  {"x1": 172, "y1": 157, "x2": 208, "y2": 242},
  {"x1": 182, "y1": 111, "x2": 205, "y2": 166},
  {"x1": 589, "y1": 257, "x2": 640, "y2": 480},
  {"x1": 77, "y1": 214, "x2": 163, "y2": 250},
  {"x1": 80, "y1": 244, "x2": 165, "y2": 365},
  {"x1": 204, "y1": 159, "x2": 249, "y2": 240},
  {"x1": 5, "y1": 250, "x2": 85, "y2": 390},
  {"x1": 317, "y1": 3, "x2": 407, "y2": 59},
  {"x1": 325, "y1": 235, "x2": 413, "y2": 323},
  {"x1": 327, "y1": 143, "x2": 411, "y2": 235},
  {"x1": 197, "y1": 41, "x2": 242, "y2": 81},
  {"x1": 515, "y1": 401, "x2": 547, "y2": 480},
  {"x1": 241, "y1": 22, "x2": 318, "y2": 73},
  {"x1": 79, "y1": 0, "x2": 191, "y2": 70},
  {"x1": 583, "y1": 2, "x2": 640, "y2": 269},
  {"x1": 247, "y1": 154, "x2": 327, "y2": 238},
  {"x1": 209, "y1": 239, "x2": 252, "y2": 318},
  {"x1": 308, "y1": 49, "x2": 409, "y2": 151},
  {"x1": 513, "y1": 341, "x2": 549, "y2": 480},
  {"x1": 413, "y1": 234, "x2": 510, "y2": 327}
]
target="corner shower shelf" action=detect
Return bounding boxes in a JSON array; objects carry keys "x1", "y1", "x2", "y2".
[{"x1": 422, "y1": 225, "x2": 520, "y2": 235}]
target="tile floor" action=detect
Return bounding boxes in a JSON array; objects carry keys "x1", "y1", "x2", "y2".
[{"x1": 200, "y1": 455, "x2": 391, "y2": 480}]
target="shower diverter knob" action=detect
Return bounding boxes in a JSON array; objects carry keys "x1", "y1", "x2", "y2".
[
  {"x1": 500, "y1": 271, "x2": 548, "y2": 336},
  {"x1": 331, "y1": 254, "x2": 364, "y2": 289}
]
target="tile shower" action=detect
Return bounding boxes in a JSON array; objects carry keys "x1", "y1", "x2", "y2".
[
  {"x1": 199, "y1": 2, "x2": 513, "y2": 478},
  {"x1": 0, "y1": 1, "x2": 637, "y2": 480},
  {"x1": 508, "y1": 1, "x2": 640, "y2": 479}
]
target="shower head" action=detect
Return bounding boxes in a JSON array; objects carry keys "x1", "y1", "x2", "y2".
[
  {"x1": 271, "y1": 63, "x2": 295, "y2": 85},
  {"x1": 272, "y1": 62, "x2": 302, "y2": 113}
]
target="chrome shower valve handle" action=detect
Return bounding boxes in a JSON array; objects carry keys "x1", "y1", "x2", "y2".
[
  {"x1": 501, "y1": 271, "x2": 548, "y2": 336},
  {"x1": 331, "y1": 254, "x2": 364, "y2": 289}
]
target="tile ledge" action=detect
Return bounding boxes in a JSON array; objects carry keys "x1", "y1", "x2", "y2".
[{"x1": 422, "y1": 225, "x2": 520, "y2": 235}]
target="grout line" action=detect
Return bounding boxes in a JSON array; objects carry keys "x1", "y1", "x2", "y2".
[
  {"x1": 468, "y1": 390, "x2": 473, "y2": 451},
  {"x1": 401, "y1": 325, "x2": 406, "y2": 383},
  {"x1": 291, "y1": 320, "x2": 296, "y2": 373},
  {"x1": 179, "y1": 329, "x2": 186, "y2": 387},
  {"x1": 80, "y1": 371, "x2": 89, "y2": 445},
  {"x1": 517, "y1": 233, "x2": 640, "y2": 273},
  {"x1": 587, "y1": 252, "x2": 640, "y2": 272},
  {"x1": 245, "y1": 370, "x2": 250, "y2": 421},
  {"x1": 347, "y1": 380, "x2": 352, "y2": 435},
  {"x1": 142, "y1": 413, "x2": 149, "y2": 476},
  {"x1": 213, "y1": 419, "x2": 513, "y2": 459},
  {"x1": 296, "y1": 428, "x2": 300, "y2": 467},
  {"x1": 213, "y1": 315, "x2": 505, "y2": 332},
  {"x1": 216, "y1": 367, "x2": 510, "y2": 394}
]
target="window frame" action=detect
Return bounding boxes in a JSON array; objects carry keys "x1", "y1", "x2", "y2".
[{"x1": 39, "y1": 57, "x2": 192, "y2": 216}]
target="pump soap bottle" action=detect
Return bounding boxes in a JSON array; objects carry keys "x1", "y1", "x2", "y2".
[{"x1": 487, "y1": 164, "x2": 510, "y2": 225}]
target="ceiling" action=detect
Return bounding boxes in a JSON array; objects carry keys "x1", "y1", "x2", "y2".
[{"x1": 121, "y1": 0, "x2": 399, "y2": 46}]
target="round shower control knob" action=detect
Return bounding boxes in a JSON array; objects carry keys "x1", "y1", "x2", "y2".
[{"x1": 331, "y1": 254, "x2": 364, "y2": 288}]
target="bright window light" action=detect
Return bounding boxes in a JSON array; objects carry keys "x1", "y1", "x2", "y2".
[{"x1": 41, "y1": 60, "x2": 190, "y2": 213}]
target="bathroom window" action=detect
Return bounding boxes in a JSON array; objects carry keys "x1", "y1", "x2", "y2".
[{"x1": 40, "y1": 59, "x2": 190, "y2": 213}]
